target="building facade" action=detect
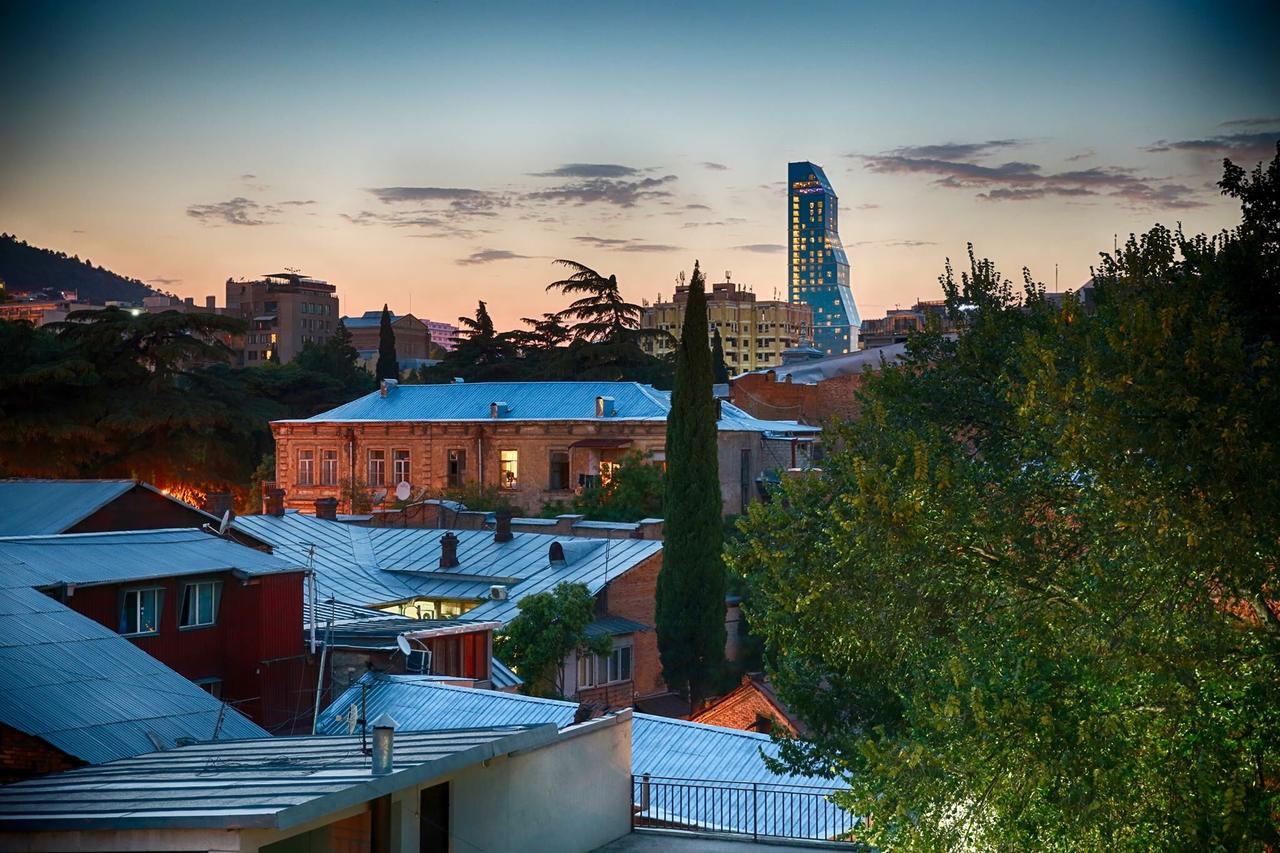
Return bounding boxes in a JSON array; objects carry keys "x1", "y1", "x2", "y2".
[
  {"x1": 422, "y1": 318, "x2": 460, "y2": 351},
  {"x1": 788, "y1": 161, "x2": 861, "y2": 354},
  {"x1": 640, "y1": 277, "x2": 813, "y2": 372},
  {"x1": 225, "y1": 272, "x2": 339, "y2": 365},
  {"x1": 342, "y1": 310, "x2": 434, "y2": 360},
  {"x1": 270, "y1": 380, "x2": 819, "y2": 516},
  {"x1": 859, "y1": 299, "x2": 953, "y2": 349}
]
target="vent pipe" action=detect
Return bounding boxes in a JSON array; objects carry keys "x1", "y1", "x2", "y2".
[{"x1": 371, "y1": 713, "x2": 397, "y2": 776}]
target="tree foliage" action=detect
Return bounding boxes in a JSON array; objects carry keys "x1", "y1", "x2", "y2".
[
  {"x1": 542, "y1": 450, "x2": 665, "y2": 522},
  {"x1": 494, "y1": 582, "x2": 610, "y2": 698},
  {"x1": 375, "y1": 303, "x2": 399, "y2": 381},
  {"x1": 656, "y1": 261, "x2": 726, "y2": 707},
  {"x1": 727, "y1": 150, "x2": 1280, "y2": 850}
]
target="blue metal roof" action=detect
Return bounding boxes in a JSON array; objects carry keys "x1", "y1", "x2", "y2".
[
  {"x1": 586, "y1": 615, "x2": 650, "y2": 638},
  {"x1": 316, "y1": 674, "x2": 852, "y2": 838},
  {"x1": 0, "y1": 584, "x2": 268, "y2": 765},
  {"x1": 277, "y1": 381, "x2": 819, "y2": 435},
  {"x1": 0, "y1": 528, "x2": 305, "y2": 589},
  {"x1": 490, "y1": 657, "x2": 522, "y2": 690},
  {"x1": 233, "y1": 511, "x2": 662, "y2": 622},
  {"x1": 0, "y1": 479, "x2": 132, "y2": 536}
]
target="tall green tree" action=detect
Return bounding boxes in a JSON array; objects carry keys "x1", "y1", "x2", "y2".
[
  {"x1": 375, "y1": 303, "x2": 399, "y2": 381},
  {"x1": 656, "y1": 261, "x2": 726, "y2": 708},
  {"x1": 711, "y1": 327, "x2": 730, "y2": 384},
  {"x1": 546, "y1": 260, "x2": 644, "y2": 342},
  {"x1": 727, "y1": 150, "x2": 1280, "y2": 850},
  {"x1": 495, "y1": 582, "x2": 610, "y2": 698}
]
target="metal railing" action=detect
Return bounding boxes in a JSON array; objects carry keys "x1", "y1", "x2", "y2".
[{"x1": 631, "y1": 774, "x2": 858, "y2": 844}]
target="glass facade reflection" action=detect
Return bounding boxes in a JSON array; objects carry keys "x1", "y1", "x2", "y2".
[{"x1": 788, "y1": 161, "x2": 860, "y2": 354}]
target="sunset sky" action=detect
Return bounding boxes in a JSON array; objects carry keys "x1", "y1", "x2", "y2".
[{"x1": 2, "y1": 0, "x2": 1276, "y2": 330}]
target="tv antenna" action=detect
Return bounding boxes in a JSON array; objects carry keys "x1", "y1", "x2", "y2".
[{"x1": 725, "y1": 270, "x2": 732, "y2": 282}]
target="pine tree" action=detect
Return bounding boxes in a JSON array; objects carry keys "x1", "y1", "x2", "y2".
[
  {"x1": 655, "y1": 261, "x2": 726, "y2": 709},
  {"x1": 711, "y1": 327, "x2": 730, "y2": 384},
  {"x1": 375, "y1": 303, "x2": 399, "y2": 381}
]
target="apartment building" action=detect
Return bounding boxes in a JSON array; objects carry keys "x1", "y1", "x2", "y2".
[{"x1": 225, "y1": 272, "x2": 339, "y2": 364}]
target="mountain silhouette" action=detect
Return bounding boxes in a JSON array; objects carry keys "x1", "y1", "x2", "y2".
[{"x1": 0, "y1": 234, "x2": 159, "y2": 304}]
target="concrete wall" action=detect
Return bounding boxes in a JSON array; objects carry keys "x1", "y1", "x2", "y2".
[{"x1": 449, "y1": 712, "x2": 632, "y2": 853}]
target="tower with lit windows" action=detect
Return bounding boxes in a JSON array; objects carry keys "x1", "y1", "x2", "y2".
[{"x1": 788, "y1": 161, "x2": 860, "y2": 353}]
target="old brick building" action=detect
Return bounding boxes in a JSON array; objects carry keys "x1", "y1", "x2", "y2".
[
  {"x1": 271, "y1": 380, "x2": 820, "y2": 516},
  {"x1": 691, "y1": 673, "x2": 806, "y2": 735}
]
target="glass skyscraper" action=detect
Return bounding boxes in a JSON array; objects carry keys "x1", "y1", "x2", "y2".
[{"x1": 788, "y1": 161, "x2": 860, "y2": 353}]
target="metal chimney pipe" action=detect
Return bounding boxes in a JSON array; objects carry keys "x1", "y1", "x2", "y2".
[{"x1": 371, "y1": 713, "x2": 397, "y2": 776}]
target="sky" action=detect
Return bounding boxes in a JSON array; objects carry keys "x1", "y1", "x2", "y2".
[{"x1": 2, "y1": 0, "x2": 1277, "y2": 330}]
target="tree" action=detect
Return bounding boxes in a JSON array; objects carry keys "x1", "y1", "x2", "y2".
[
  {"x1": 546, "y1": 260, "x2": 644, "y2": 343},
  {"x1": 727, "y1": 150, "x2": 1280, "y2": 850},
  {"x1": 494, "y1": 582, "x2": 610, "y2": 698},
  {"x1": 375, "y1": 304, "x2": 399, "y2": 381},
  {"x1": 656, "y1": 261, "x2": 726, "y2": 709},
  {"x1": 553, "y1": 450, "x2": 664, "y2": 522},
  {"x1": 711, "y1": 327, "x2": 730, "y2": 384}
]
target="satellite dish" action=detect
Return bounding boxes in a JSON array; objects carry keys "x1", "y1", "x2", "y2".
[
  {"x1": 217, "y1": 509, "x2": 231, "y2": 536},
  {"x1": 395, "y1": 481, "x2": 411, "y2": 501},
  {"x1": 396, "y1": 634, "x2": 413, "y2": 656}
]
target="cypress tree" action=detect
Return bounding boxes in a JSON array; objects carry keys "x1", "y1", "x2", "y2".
[
  {"x1": 711, "y1": 327, "x2": 730, "y2": 384},
  {"x1": 656, "y1": 261, "x2": 726, "y2": 709},
  {"x1": 375, "y1": 303, "x2": 399, "y2": 381}
]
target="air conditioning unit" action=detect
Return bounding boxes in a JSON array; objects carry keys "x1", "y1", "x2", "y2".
[{"x1": 489, "y1": 585, "x2": 509, "y2": 601}]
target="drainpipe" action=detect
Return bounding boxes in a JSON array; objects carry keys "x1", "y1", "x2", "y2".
[{"x1": 476, "y1": 429, "x2": 484, "y2": 487}]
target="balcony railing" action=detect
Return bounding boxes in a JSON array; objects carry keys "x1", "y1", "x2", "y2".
[{"x1": 631, "y1": 774, "x2": 859, "y2": 844}]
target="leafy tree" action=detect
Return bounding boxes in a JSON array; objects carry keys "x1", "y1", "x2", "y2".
[
  {"x1": 552, "y1": 450, "x2": 665, "y2": 522},
  {"x1": 656, "y1": 261, "x2": 725, "y2": 708},
  {"x1": 375, "y1": 303, "x2": 399, "y2": 381},
  {"x1": 293, "y1": 319, "x2": 375, "y2": 399},
  {"x1": 711, "y1": 327, "x2": 730, "y2": 384},
  {"x1": 495, "y1": 582, "x2": 610, "y2": 697},
  {"x1": 727, "y1": 150, "x2": 1280, "y2": 850},
  {"x1": 546, "y1": 260, "x2": 645, "y2": 343}
]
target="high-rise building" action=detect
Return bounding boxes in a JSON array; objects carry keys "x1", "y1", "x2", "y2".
[
  {"x1": 641, "y1": 277, "x2": 812, "y2": 372},
  {"x1": 225, "y1": 272, "x2": 339, "y2": 365},
  {"x1": 788, "y1": 161, "x2": 860, "y2": 353}
]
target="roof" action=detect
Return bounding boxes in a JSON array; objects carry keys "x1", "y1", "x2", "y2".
[
  {"x1": 276, "y1": 381, "x2": 819, "y2": 435},
  {"x1": 233, "y1": 511, "x2": 663, "y2": 622},
  {"x1": 0, "y1": 528, "x2": 305, "y2": 589},
  {"x1": 734, "y1": 341, "x2": 909, "y2": 384},
  {"x1": 586, "y1": 614, "x2": 650, "y2": 638},
  {"x1": 0, "y1": 723, "x2": 579, "y2": 830},
  {"x1": 691, "y1": 673, "x2": 807, "y2": 736},
  {"x1": 0, "y1": 584, "x2": 268, "y2": 765},
  {"x1": 0, "y1": 479, "x2": 220, "y2": 537},
  {"x1": 490, "y1": 657, "x2": 522, "y2": 690},
  {"x1": 316, "y1": 675, "x2": 850, "y2": 838}
]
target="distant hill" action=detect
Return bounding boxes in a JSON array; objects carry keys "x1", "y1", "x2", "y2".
[{"x1": 0, "y1": 233, "x2": 159, "y2": 304}]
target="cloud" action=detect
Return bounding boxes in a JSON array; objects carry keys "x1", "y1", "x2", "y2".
[
  {"x1": 1219, "y1": 117, "x2": 1280, "y2": 128},
  {"x1": 873, "y1": 139, "x2": 1025, "y2": 161},
  {"x1": 681, "y1": 217, "x2": 747, "y2": 229},
  {"x1": 147, "y1": 277, "x2": 182, "y2": 286},
  {"x1": 856, "y1": 140, "x2": 1211, "y2": 209},
  {"x1": 1144, "y1": 132, "x2": 1278, "y2": 163},
  {"x1": 366, "y1": 186, "x2": 507, "y2": 217},
  {"x1": 684, "y1": 203, "x2": 712, "y2": 210},
  {"x1": 574, "y1": 236, "x2": 680, "y2": 253},
  {"x1": 700, "y1": 161, "x2": 729, "y2": 171},
  {"x1": 1065, "y1": 148, "x2": 1096, "y2": 162},
  {"x1": 851, "y1": 239, "x2": 939, "y2": 247},
  {"x1": 240, "y1": 173, "x2": 256, "y2": 180},
  {"x1": 186, "y1": 197, "x2": 277, "y2": 226},
  {"x1": 734, "y1": 243, "x2": 785, "y2": 254},
  {"x1": 530, "y1": 163, "x2": 642, "y2": 178},
  {"x1": 456, "y1": 248, "x2": 531, "y2": 266},
  {"x1": 279, "y1": 199, "x2": 316, "y2": 206},
  {"x1": 527, "y1": 174, "x2": 677, "y2": 207},
  {"x1": 855, "y1": 203, "x2": 880, "y2": 210}
]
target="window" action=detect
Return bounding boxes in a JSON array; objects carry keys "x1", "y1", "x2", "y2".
[
  {"x1": 549, "y1": 451, "x2": 570, "y2": 491},
  {"x1": 320, "y1": 449, "x2": 338, "y2": 486},
  {"x1": 180, "y1": 580, "x2": 221, "y2": 628},
  {"x1": 297, "y1": 450, "x2": 314, "y2": 486},
  {"x1": 578, "y1": 644, "x2": 633, "y2": 688},
  {"x1": 195, "y1": 678, "x2": 222, "y2": 698},
  {"x1": 120, "y1": 588, "x2": 162, "y2": 635},
  {"x1": 499, "y1": 450, "x2": 518, "y2": 490},
  {"x1": 367, "y1": 449, "x2": 386, "y2": 487},
  {"x1": 393, "y1": 449, "x2": 411, "y2": 485},
  {"x1": 447, "y1": 449, "x2": 467, "y2": 489}
]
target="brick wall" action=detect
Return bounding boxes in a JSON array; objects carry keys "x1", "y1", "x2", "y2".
[
  {"x1": 730, "y1": 371, "x2": 868, "y2": 426},
  {"x1": 599, "y1": 552, "x2": 665, "y2": 697},
  {"x1": 0, "y1": 724, "x2": 81, "y2": 784}
]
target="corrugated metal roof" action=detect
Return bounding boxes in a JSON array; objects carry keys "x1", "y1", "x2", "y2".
[
  {"x1": 0, "y1": 724, "x2": 566, "y2": 831},
  {"x1": 0, "y1": 479, "x2": 134, "y2": 536},
  {"x1": 734, "y1": 341, "x2": 909, "y2": 384},
  {"x1": 0, "y1": 528, "x2": 305, "y2": 589},
  {"x1": 316, "y1": 674, "x2": 851, "y2": 838},
  {"x1": 0, "y1": 584, "x2": 268, "y2": 765},
  {"x1": 275, "y1": 381, "x2": 818, "y2": 435},
  {"x1": 490, "y1": 657, "x2": 522, "y2": 690},
  {"x1": 586, "y1": 615, "x2": 650, "y2": 638},
  {"x1": 233, "y1": 512, "x2": 662, "y2": 623}
]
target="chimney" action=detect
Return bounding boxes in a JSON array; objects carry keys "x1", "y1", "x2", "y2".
[
  {"x1": 203, "y1": 491, "x2": 234, "y2": 520},
  {"x1": 439, "y1": 531, "x2": 460, "y2": 568},
  {"x1": 380, "y1": 378, "x2": 398, "y2": 398},
  {"x1": 596, "y1": 395, "x2": 615, "y2": 417},
  {"x1": 184, "y1": 296, "x2": 194, "y2": 306},
  {"x1": 264, "y1": 486, "x2": 285, "y2": 517},
  {"x1": 314, "y1": 497, "x2": 338, "y2": 521},
  {"x1": 371, "y1": 713, "x2": 397, "y2": 776},
  {"x1": 205, "y1": 295, "x2": 216, "y2": 310},
  {"x1": 490, "y1": 401, "x2": 508, "y2": 418},
  {"x1": 493, "y1": 509, "x2": 514, "y2": 543}
]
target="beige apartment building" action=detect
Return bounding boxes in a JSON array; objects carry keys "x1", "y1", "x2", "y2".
[
  {"x1": 640, "y1": 277, "x2": 813, "y2": 372},
  {"x1": 225, "y1": 272, "x2": 339, "y2": 365}
]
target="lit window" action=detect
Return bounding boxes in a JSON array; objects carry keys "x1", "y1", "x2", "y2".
[
  {"x1": 297, "y1": 450, "x2": 314, "y2": 486},
  {"x1": 367, "y1": 450, "x2": 386, "y2": 487},
  {"x1": 393, "y1": 449, "x2": 411, "y2": 485},
  {"x1": 180, "y1": 580, "x2": 221, "y2": 629},
  {"x1": 120, "y1": 588, "x2": 162, "y2": 635},
  {"x1": 499, "y1": 450, "x2": 519, "y2": 489}
]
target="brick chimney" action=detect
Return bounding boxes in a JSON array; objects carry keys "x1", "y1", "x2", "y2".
[
  {"x1": 493, "y1": 509, "x2": 514, "y2": 543},
  {"x1": 203, "y1": 492, "x2": 234, "y2": 521},
  {"x1": 439, "y1": 531, "x2": 460, "y2": 568},
  {"x1": 263, "y1": 486, "x2": 285, "y2": 517},
  {"x1": 314, "y1": 497, "x2": 338, "y2": 521}
]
